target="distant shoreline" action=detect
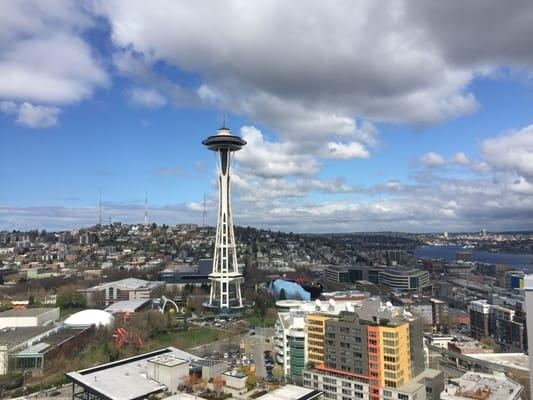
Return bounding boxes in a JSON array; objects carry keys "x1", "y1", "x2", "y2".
[{"x1": 414, "y1": 244, "x2": 533, "y2": 269}]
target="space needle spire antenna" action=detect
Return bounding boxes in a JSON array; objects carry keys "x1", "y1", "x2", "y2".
[{"x1": 202, "y1": 123, "x2": 247, "y2": 313}]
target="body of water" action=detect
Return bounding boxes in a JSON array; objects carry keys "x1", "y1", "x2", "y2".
[{"x1": 414, "y1": 245, "x2": 533, "y2": 271}]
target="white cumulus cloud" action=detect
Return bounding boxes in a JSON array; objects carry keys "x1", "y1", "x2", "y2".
[
  {"x1": 420, "y1": 152, "x2": 445, "y2": 167},
  {"x1": 0, "y1": 101, "x2": 60, "y2": 128},
  {"x1": 325, "y1": 142, "x2": 370, "y2": 160},
  {"x1": 0, "y1": 0, "x2": 108, "y2": 126}
]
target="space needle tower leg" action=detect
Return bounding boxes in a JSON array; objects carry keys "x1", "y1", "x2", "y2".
[{"x1": 202, "y1": 125, "x2": 246, "y2": 313}]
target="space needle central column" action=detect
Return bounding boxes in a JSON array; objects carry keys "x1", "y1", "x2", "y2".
[{"x1": 202, "y1": 125, "x2": 246, "y2": 312}]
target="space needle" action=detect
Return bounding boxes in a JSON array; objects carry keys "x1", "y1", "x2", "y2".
[{"x1": 202, "y1": 124, "x2": 246, "y2": 313}]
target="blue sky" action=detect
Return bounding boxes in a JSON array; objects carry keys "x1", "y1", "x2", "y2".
[{"x1": 1, "y1": 1, "x2": 533, "y2": 232}]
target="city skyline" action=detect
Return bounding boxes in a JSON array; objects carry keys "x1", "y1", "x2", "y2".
[{"x1": 1, "y1": 1, "x2": 533, "y2": 233}]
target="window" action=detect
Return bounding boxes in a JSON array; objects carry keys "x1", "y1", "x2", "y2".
[
  {"x1": 383, "y1": 390, "x2": 392, "y2": 397},
  {"x1": 324, "y1": 385, "x2": 337, "y2": 392}
]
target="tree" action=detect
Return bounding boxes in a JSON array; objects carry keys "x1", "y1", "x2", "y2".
[
  {"x1": 272, "y1": 365, "x2": 284, "y2": 383},
  {"x1": 181, "y1": 374, "x2": 199, "y2": 393},
  {"x1": 480, "y1": 336, "x2": 500, "y2": 351},
  {"x1": 279, "y1": 288, "x2": 286, "y2": 300},
  {"x1": 246, "y1": 374, "x2": 258, "y2": 391},
  {"x1": 71, "y1": 291, "x2": 86, "y2": 308},
  {"x1": 56, "y1": 287, "x2": 74, "y2": 308},
  {"x1": 197, "y1": 378, "x2": 208, "y2": 392},
  {"x1": 212, "y1": 375, "x2": 224, "y2": 394}
]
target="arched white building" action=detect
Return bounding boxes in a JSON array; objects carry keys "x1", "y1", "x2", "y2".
[{"x1": 64, "y1": 309, "x2": 114, "y2": 328}]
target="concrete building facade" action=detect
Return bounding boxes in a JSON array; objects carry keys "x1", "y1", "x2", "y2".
[
  {"x1": 303, "y1": 299, "x2": 442, "y2": 400},
  {"x1": 82, "y1": 278, "x2": 165, "y2": 308},
  {"x1": 0, "y1": 308, "x2": 59, "y2": 329}
]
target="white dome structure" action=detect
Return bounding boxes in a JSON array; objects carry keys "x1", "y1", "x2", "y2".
[{"x1": 64, "y1": 309, "x2": 115, "y2": 328}]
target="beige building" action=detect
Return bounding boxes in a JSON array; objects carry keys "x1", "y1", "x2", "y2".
[
  {"x1": 82, "y1": 278, "x2": 165, "y2": 308},
  {"x1": 0, "y1": 308, "x2": 59, "y2": 329}
]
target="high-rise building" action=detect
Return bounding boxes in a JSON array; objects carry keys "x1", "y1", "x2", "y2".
[
  {"x1": 275, "y1": 295, "x2": 369, "y2": 378},
  {"x1": 307, "y1": 314, "x2": 331, "y2": 365},
  {"x1": 468, "y1": 299, "x2": 526, "y2": 352},
  {"x1": 524, "y1": 275, "x2": 533, "y2": 398},
  {"x1": 202, "y1": 125, "x2": 246, "y2": 312},
  {"x1": 430, "y1": 298, "x2": 449, "y2": 334},
  {"x1": 468, "y1": 299, "x2": 491, "y2": 340},
  {"x1": 302, "y1": 298, "x2": 443, "y2": 400},
  {"x1": 275, "y1": 311, "x2": 307, "y2": 377}
]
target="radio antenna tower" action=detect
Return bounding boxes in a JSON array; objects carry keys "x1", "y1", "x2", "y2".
[
  {"x1": 202, "y1": 193, "x2": 207, "y2": 227},
  {"x1": 98, "y1": 190, "x2": 103, "y2": 226},
  {"x1": 144, "y1": 192, "x2": 149, "y2": 226}
]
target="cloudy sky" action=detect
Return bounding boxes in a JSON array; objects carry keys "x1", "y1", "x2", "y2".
[{"x1": 1, "y1": 0, "x2": 533, "y2": 233}]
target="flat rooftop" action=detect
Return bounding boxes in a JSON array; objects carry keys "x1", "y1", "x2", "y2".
[
  {"x1": 255, "y1": 385, "x2": 322, "y2": 400},
  {"x1": 85, "y1": 278, "x2": 164, "y2": 292},
  {"x1": 0, "y1": 307, "x2": 57, "y2": 317},
  {"x1": 104, "y1": 299, "x2": 150, "y2": 313},
  {"x1": 66, "y1": 347, "x2": 201, "y2": 400},
  {"x1": 441, "y1": 372, "x2": 522, "y2": 400},
  {"x1": 0, "y1": 326, "x2": 57, "y2": 347},
  {"x1": 148, "y1": 354, "x2": 187, "y2": 367},
  {"x1": 468, "y1": 353, "x2": 529, "y2": 372}
]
